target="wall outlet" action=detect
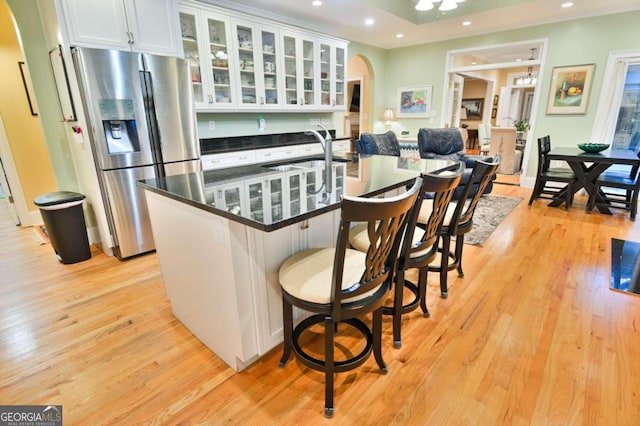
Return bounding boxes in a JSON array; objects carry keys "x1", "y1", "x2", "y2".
[{"x1": 208, "y1": 121, "x2": 216, "y2": 130}]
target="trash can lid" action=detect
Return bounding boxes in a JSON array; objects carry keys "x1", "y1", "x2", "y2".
[{"x1": 34, "y1": 191, "x2": 86, "y2": 207}]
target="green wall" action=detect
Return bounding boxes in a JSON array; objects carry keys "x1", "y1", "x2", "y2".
[
  {"x1": 349, "y1": 11, "x2": 640, "y2": 178},
  {"x1": 8, "y1": 0, "x2": 78, "y2": 192}
]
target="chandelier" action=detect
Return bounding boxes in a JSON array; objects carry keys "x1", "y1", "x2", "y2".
[
  {"x1": 516, "y1": 48, "x2": 538, "y2": 86},
  {"x1": 415, "y1": 0, "x2": 466, "y2": 12}
]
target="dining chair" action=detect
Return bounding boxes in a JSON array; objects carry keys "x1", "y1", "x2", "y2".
[
  {"x1": 348, "y1": 162, "x2": 465, "y2": 348},
  {"x1": 487, "y1": 127, "x2": 522, "y2": 175},
  {"x1": 355, "y1": 131, "x2": 401, "y2": 156},
  {"x1": 528, "y1": 135, "x2": 575, "y2": 210},
  {"x1": 278, "y1": 178, "x2": 421, "y2": 417},
  {"x1": 587, "y1": 153, "x2": 640, "y2": 220},
  {"x1": 424, "y1": 157, "x2": 500, "y2": 299}
]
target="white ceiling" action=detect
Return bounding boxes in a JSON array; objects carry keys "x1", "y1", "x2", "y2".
[{"x1": 203, "y1": 0, "x2": 640, "y2": 49}]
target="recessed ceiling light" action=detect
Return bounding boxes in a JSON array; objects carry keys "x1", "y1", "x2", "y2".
[
  {"x1": 396, "y1": 33, "x2": 404, "y2": 38},
  {"x1": 561, "y1": 2, "x2": 574, "y2": 8},
  {"x1": 516, "y1": 58, "x2": 522, "y2": 62},
  {"x1": 462, "y1": 21, "x2": 471, "y2": 26},
  {"x1": 365, "y1": 18, "x2": 375, "y2": 26},
  {"x1": 471, "y1": 61, "x2": 477, "y2": 65},
  {"x1": 312, "y1": 0, "x2": 322, "y2": 6}
]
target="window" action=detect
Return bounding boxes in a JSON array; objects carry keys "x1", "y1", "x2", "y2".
[{"x1": 612, "y1": 64, "x2": 640, "y2": 151}]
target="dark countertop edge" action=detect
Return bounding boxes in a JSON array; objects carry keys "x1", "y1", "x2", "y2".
[{"x1": 137, "y1": 177, "x2": 415, "y2": 233}]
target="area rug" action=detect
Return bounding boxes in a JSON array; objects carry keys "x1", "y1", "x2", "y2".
[{"x1": 464, "y1": 195, "x2": 522, "y2": 246}]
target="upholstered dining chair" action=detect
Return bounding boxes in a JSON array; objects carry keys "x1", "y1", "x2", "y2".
[
  {"x1": 528, "y1": 135, "x2": 575, "y2": 210},
  {"x1": 587, "y1": 153, "x2": 640, "y2": 220},
  {"x1": 488, "y1": 127, "x2": 522, "y2": 175},
  {"x1": 278, "y1": 179, "x2": 421, "y2": 417},
  {"x1": 348, "y1": 162, "x2": 465, "y2": 348},
  {"x1": 423, "y1": 157, "x2": 500, "y2": 299},
  {"x1": 355, "y1": 130, "x2": 401, "y2": 156}
]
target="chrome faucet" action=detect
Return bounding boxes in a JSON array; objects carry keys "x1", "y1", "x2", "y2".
[{"x1": 304, "y1": 124, "x2": 333, "y2": 200}]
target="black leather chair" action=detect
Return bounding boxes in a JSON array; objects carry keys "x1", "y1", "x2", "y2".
[
  {"x1": 417, "y1": 127, "x2": 495, "y2": 198},
  {"x1": 278, "y1": 179, "x2": 421, "y2": 417},
  {"x1": 355, "y1": 131, "x2": 401, "y2": 156}
]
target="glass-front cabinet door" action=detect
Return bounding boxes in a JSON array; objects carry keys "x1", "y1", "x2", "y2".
[
  {"x1": 319, "y1": 41, "x2": 347, "y2": 110},
  {"x1": 267, "y1": 175, "x2": 284, "y2": 222},
  {"x1": 282, "y1": 34, "x2": 299, "y2": 107},
  {"x1": 246, "y1": 179, "x2": 266, "y2": 223},
  {"x1": 232, "y1": 20, "x2": 281, "y2": 109},
  {"x1": 320, "y1": 42, "x2": 331, "y2": 107},
  {"x1": 205, "y1": 14, "x2": 235, "y2": 108},
  {"x1": 178, "y1": 9, "x2": 205, "y2": 107},
  {"x1": 334, "y1": 43, "x2": 346, "y2": 109},
  {"x1": 179, "y1": 7, "x2": 236, "y2": 110},
  {"x1": 281, "y1": 31, "x2": 317, "y2": 110},
  {"x1": 288, "y1": 172, "x2": 302, "y2": 217}
]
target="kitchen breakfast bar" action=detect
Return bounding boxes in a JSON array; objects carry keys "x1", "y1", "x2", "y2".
[{"x1": 137, "y1": 154, "x2": 453, "y2": 371}]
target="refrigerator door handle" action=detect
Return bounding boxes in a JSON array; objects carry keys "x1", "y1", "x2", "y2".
[{"x1": 139, "y1": 70, "x2": 165, "y2": 175}]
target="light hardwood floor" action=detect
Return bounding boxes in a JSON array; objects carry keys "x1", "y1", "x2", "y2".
[{"x1": 1, "y1": 185, "x2": 639, "y2": 425}]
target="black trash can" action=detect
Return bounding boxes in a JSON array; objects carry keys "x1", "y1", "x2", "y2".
[{"x1": 34, "y1": 191, "x2": 91, "y2": 264}]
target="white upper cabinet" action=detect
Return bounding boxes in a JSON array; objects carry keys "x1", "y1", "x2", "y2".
[
  {"x1": 175, "y1": 0, "x2": 348, "y2": 112},
  {"x1": 57, "y1": 0, "x2": 182, "y2": 56},
  {"x1": 231, "y1": 20, "x2": 282, "y2": 110},
  {"x1": 179, "y1": 6, "x2": 237, "y2": 109}
]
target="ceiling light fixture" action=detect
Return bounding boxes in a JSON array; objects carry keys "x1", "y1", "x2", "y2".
[
  {"x1": 561, "y1": 2, "x2": 574, "y2": 8},
  {"x1": 415, "y1": 0, "x2": 467, "y2": 12},
  {"x1": 462, "y1": 20, "x2": 471, "y2": 26},
  {"x1": 312, "y1": 0, "x2": 322, "y2": 6},
  {"x1": 365, "y1": 18, "x2": 375, "y2": 26},
  {"x1": 516, "y1": 48, "x2": 538, "y2": 86}
]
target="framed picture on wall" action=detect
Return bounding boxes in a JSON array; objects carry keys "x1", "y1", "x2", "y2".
[
  {"x1": 461, "y1": 98, "x2": 483, "y2": 120},
  {"x1": 546, "y1": 63, "x2": 595, "y2": 115},
  {"x1": 397, "y1": 86, "x2": 432, "y2": 117}
]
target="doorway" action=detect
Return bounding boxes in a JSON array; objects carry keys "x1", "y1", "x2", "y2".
[{"x1": 444, "y1": 39, "x2": 548, "y2": 186}]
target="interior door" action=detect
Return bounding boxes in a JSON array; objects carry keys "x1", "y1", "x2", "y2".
[{"x1": 446, "y1": 73, "x2": 465, "y2": 128}]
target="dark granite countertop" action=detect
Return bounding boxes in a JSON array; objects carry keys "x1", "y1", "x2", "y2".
[{"x1": 138, "y1": 154, "x2": 455, "y2": 232}]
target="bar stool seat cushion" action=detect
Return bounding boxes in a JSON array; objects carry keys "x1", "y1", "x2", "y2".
[
  {"x1": 349, "y1": 223, "x2": 431, "y2": 259},
  {"x1": 279, "y1": 247, "x2": 378, "y2": 304}
]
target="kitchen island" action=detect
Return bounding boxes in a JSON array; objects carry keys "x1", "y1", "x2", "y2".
[{"x1": 138, "y1": 154, "x2": 454, "y2": 371}]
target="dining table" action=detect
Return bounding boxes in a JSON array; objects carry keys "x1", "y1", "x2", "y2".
[{"x1": 546, "y1": 147, "x2": 640, "y2": 214}]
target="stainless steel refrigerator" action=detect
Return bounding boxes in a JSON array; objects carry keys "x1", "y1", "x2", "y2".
[{"x1": 72, "y1": 47, "x2": 200, "y2": 259}]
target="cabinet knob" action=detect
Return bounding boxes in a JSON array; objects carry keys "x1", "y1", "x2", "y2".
[{"x1": 128, "y1": 32, "x2": 135, "y2": 45}]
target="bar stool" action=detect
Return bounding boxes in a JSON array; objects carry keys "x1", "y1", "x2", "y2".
[
  {"x1": 278, "y1": 179, "x2": 421, "y2": 417},
  {"x1": 349, "y1": 162, "x2": 465, "y2": 347},
  {"x1": 424, "y1": 158, "x2": 500, "y2": 298}
]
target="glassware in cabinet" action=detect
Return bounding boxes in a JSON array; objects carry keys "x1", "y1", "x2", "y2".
[
  {"x1": 283, "y1": 35, "x2": 298, "y2": 106},
  {"x1": 207, "y1": 16, "x2": 233, "y2": 105},
  {"x1": 334, "y1": 44, "x2": 346, "y2": 108},
  {"x1": 302, "y1": 40, "x2": 316, "y2": 106},
  {"x1": 320, "y1": 43, "x2": 331, "y2": 106},
  {"x1": 261, "y1": 30, "x2": 279, "y2": 105},
  {"x1": 179, "y1": 12, "x2": 204, "y2": 104},
  {"x1": 235, "y1": 25, "x2": 258, "y2": 106}
]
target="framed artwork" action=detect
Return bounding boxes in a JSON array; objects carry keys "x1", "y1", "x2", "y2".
[
  {"x1": 18, "y1": 61, "x2": 38, "y2": 116},
  {"x1": 397, "y1": 86, "x2": 432, "y2": 117},
  {"x1": 491, "y1": 108, "x2": 497, "y2": 119},
  {"x1": 546, "y1": 63, "x2": 595, "y2": 115},
  {"x1": 493, "y1": 95, "x2": 499, "y2": 105},
  {"x1": 461, "y1": 98, "x2": 483, "y2": 120}
]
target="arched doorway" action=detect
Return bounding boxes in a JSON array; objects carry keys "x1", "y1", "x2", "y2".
[{"x1": 346, "y1": 54, "x2": 373, "y2": 151}]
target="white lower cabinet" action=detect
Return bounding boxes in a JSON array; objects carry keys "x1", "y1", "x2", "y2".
[
  {"x1": 202, "y1": 150, "x2": 256, "y2": 170},
  {"x1": 201, "y1": 140, "x2": 349, "y2": 171},
  {"x1": 144, "y1": 189, "x2": 340, "y2": 371},
  {"x1": 246, "y1": 211, "x2": 340, "y2": 356}
]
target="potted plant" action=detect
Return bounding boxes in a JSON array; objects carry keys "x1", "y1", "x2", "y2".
[{"x1": 513, "y1": 120, "x2": 530, "y2": 141}]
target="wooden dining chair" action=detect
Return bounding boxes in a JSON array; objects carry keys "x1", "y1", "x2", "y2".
[
  {"x1": 528, "y1": 135, "x2": 575, "y2": 210},
  {"x1": 278, "y1": 179, "x2": 421, "y2": 417},
  {"x1": 348, "y1": 162, "x2": 465, "y2": 348},
  {"x1": 587, "y1": 153, "x2": 640, "y2": 220}
]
